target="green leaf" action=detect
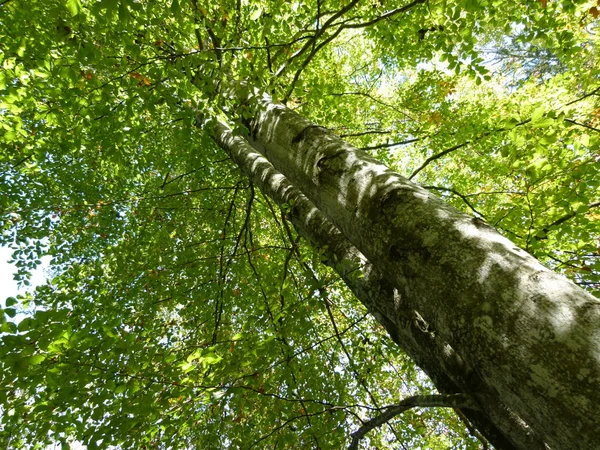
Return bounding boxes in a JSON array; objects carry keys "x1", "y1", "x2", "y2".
[
  {"x1": 531, "y1": 105, "x2": 545, "y2": 123},
  {"x1": 580, "y1": 134, "x2": 590, "y2": 147},
  {"x1": 250, "y1": 7, "x2": 263, "y2": 21},
  {"x1": 118, "y1": 2, "x2": 131, "y2": 23},
  {"x1": 99, "y1": 0, "x2": 119, "y2": 11},
  {"x1": 65, "y1": 0, "x2": 82, "y2": 17},
  {"x1": 202, "y1": 352, "x2": 222, "y2": 365},
  {"x1": 186, "y1": 349, "x2": 202, "y2": 362},
  {"x1": 17, "y1": 317, "x2": 35, "y2": 332},
  {"x1": 170, "y1": 0, "x2": 180, "y2": 17},
  {"x1": 28, "y1": 354, "x2": 46, "y2": 365},
  {"x1": 531, "y1": 118, "x2": 555, "y2": 128}
]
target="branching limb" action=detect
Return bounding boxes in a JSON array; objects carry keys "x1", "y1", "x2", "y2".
[
  {"x1": 343, "y1": 0, "x2": 427, "y2": 30},
  {"x1": 327, "y1": 91, "x2": 417, "y2": 121},
  {"x1": 423, "y1": 186, "x2": 486, "y2": 219},
  {"x1": 540, "y1": 200, "x2": 600, "y2": 237},
  {"x1": 282, "y1": 27, "x2": 346, "y2": 102},
  {"x1": 205, "y1": 25, "x2": 223, "y2": 65},
  {"x1": 189, "y1": 0, "x2": 205, "y2": 50},
  {"x1": 212, "y1": 183, "x2": 243, "y2": 344},
  {"x1": 275, "y1": 0, "x2": 361, "y2": 78},
  {"x1": 546, "y1": 254, "x2": 581, "y2": 269},
  {"x1": 407, "y1": 117, "x2": 529, "y2": 180},
  {"x1": 409, "y1": 141, "x2": 471, "y2": 180},
  {"x1": 565, "y1": 118, "x2": 600, "y2": 134},
  {"x1": 360, "y1": 138, "x2": 420, "y2": 151},
  {"x1": 408, "y1": 115, "x2": 550, "y2": 180},
  {"x1": 189, "y1": 0, "x2": 222, "y2": 65},
  {"x1": 282, "y1": 0, "x2": 426, "y2": 102},
  {"x1": 348, "y1": 394, "x2": 479, "y2": 450},
  {"x1": 340, "y1": 129, "x2": 392, "y2": 138},
  {"x1": 264, "y1": 36, "x2": 273, "y2": 73},
  {"x1": 564, "y1": 85, "x2": 600, "y2": 106}
]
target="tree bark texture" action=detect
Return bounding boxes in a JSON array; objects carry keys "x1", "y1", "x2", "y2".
[
  {"x1": 225, "y1": 94, "x2": 600, "y2": 450},
  {"x1": 212, "y1": 121, "x2": 538, "y2": 449}
]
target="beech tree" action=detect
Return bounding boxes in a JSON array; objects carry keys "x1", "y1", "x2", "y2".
[{"x1": 1, "y1": 0, "x2": 599, "y2": 449}]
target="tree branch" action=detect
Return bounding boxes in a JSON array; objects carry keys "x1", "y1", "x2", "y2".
[
  {"x1": 360, "y1": 138, "x2": 420, "y2": 151},
  {"x1": 423, "y1": 186, "x2": 486, "y2": 219},
  {"x1": 565, "y1": 118, "x2": 600, "y2": 134},
  {"x1": 282, "y1": 27, "x2": 346, "y2": 102},
  {"x1": 343, "y1": 0, "x2": 426, "y2": 30},
  {"x1": 564, "y1": 85, "x2": 600, "y2": 106},
  {"x1": 205, "y1": 24, "x2": 223, "y2": 65},
  {"x1": 189, "y1": 0, "x2": 205, "y2": 50},
  {"x1": 348, "y1": 394, "x2": 479, "y2": 450},
  {"x1": 409, "y1": 141, "x2": 471, "y2": 180},
  {"x1": 408, "y1": 117, "x2": 534, "y2": 180},
  {"x1": 327, "y1": 90, "x2": 416, "y2": 121},
  {"x1": 281, "y1": 0, "x2": 426, "y2": 102},
  {"x1": 340, "y1": 129, "x2": 392, "y2": 138},
  {"x1": 540, "y1": 201, "x2": 600, "y2": 236},
  {"x1": 275, "y1": 0, "x2": 361, "y2": 78},
  {"x1": 218, "y1": 35, "x2": 314, "y2": 53},
  {"x1": 11, "y1": 155, "x2": 33, "y2": 168}
]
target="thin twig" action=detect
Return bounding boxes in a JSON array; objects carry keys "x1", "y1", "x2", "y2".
[
  {"x1": 327, "y1": 90, "x2": 416, "y2": 121},
  {"x1": 344, "y1": 0, "x2": 427, "y2": 30},
  {"x1": 360, "y1": 138, "x2": 420, "y2": 151},
  {"x1": 564, "y1": 85, "x2": 600, "y2": 107},
  {"x1": 423, "y1": 186, "x2": 486, "y2": 218},
  {"x1": 565, "y1": 118, "x2": 600, "y2": 134},
  {"x1": 282, "y1": 0, "x2": 425, "y2": 102},
  {"x1": 409, "y1": 141, "x2": 471, "y2": 180},
  {"x1": 340, "y1": 129, "x2": 392, "y2": 138},
  {"x1": 541, "y1": 201, "x2": 600, "y2": 236},
  {"x1": 275, "y1": 0, "x2": 361, "y2": 78},
  {"x1": 348, "y1": 394, "x2": 479, "y2": 450},
  {"x1": 212, "y1": 183, "x2": 243, "y2": 344},
  {"x1": 11, "y1": 155, "x2": 32, "y2": 168}
]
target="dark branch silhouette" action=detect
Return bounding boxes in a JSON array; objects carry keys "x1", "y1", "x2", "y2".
[{"x1": 349, "y1": 394, "x2": 479, "y2": 450}]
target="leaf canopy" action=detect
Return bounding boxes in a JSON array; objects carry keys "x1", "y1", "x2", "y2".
[{"x1": 0, "y1": 0, "x2": 598, "y2": 448}]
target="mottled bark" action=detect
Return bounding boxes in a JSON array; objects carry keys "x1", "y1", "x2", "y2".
[
  {"x1": 211, "y1": 121, "x2": 540, "y2": 449},
  {"x1": 238, "y1": 94, "x2": 600, "y2": 450}
]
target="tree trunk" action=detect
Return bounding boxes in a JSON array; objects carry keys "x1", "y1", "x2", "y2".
[
  {"x1": 211, "y1": 120, "x2": 540, "y2": 449},
  {"x1": 222, "y1": 94, "x2": 600, "y2": 450}
]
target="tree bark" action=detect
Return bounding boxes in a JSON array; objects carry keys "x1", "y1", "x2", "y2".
[
  {"x1": 233, "y1": 94, "x2": 600, "y2": 450},
  {"x1": 211, "y1": 121, "x2": 541, "y2": 449}
]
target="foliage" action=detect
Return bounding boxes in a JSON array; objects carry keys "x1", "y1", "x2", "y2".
[{"x1": 0, "y1": 0, "x2": 598, "y2": 448}]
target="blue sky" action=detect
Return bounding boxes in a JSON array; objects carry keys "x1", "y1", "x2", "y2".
[{"x1": 0, "y1": 246, "x2": 50, "y2": 307}]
